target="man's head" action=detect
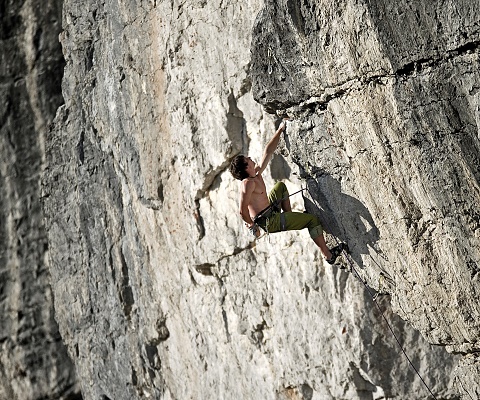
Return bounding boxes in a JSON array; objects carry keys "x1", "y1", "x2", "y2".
[{"x1": 229, "y1": 155, "x2": 250, "y2": 181}]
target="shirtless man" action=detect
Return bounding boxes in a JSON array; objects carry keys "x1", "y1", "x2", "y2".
[{"x1": 229, "y1": 120, "x2": 347, "y2": 264}]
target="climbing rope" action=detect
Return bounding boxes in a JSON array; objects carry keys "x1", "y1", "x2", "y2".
[
  {"x1": 250, "y1": 180, "x2": 475, "y2": 398},
  {"x1": 278, "y1": 187, "x2": 307, "y2": 203},
  {"x1": 337, "y1": 240, "x2": 476, "y2": 400},
  {"x1": 304, "y1": 186, "x2": 441, "y2": 399},
  {"x1": 303, "y1": 178, "x2": 479, "y2": 399},
  {"x1": 332, "y1": 235, "x2": 440, "y2": 400},
  {"x1": 457, "y1": 376, "x2": 476, "y2": 400}
]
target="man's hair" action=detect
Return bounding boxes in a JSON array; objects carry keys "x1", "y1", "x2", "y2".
[{"x1": 229, "y1": 155, "x2": 249, "y2": 181}]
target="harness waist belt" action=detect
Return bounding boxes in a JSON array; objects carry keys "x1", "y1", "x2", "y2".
[{"x1": 253, "y1": 204, "x2": 278, "y2": 224}]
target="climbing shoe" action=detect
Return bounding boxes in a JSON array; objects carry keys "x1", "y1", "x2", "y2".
[{"x1": 326, "y1": 243, "x2": 349, "y2": 265}]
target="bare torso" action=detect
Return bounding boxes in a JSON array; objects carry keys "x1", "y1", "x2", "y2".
[{"x1": 245, "y1": 173, "x2": 270, "y2": 218}]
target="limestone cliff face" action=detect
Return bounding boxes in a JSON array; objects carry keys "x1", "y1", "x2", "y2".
[
  {"x1": 39, "y1": 1, "x2": 479, "y2": 400},
  {"x1": 251, "y1": 0, "x2": 480, "y2": 393},
  {"x1": 0, "y1": 0, "x2": 79, "y2": 399}
]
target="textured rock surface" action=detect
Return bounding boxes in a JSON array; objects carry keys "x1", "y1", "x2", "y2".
[
  {"x1": 0, "y1": 0, "x2": 80, "y2": 399},
  {"x1": 40, "y1": 1, "x2": 479, "y2": 400},
  {"x1": 252, "y1": 0, "x2": 480, "y2": 397}
]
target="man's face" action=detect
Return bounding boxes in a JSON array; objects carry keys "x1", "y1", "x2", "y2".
[{"x1": 244, "y1": 156, "x2": 255, "y2": 176}]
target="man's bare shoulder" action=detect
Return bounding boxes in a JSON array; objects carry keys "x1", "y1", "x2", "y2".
[
  {"x1": 241, "y1": 178, "x2": 255, "y2": 189},
  {"x1": 241, "y1": 177, "x2": 256, "y2": 193}
]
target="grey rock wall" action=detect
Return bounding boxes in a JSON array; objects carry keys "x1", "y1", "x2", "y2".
[
  {"x1": 41, "y1": 1, "x2": 479, "y2": 400},
  {"x1": 252, "y1": 0, "x2": 480, "y2": 397},
  {"x1": 0, "y1": 0, "x2": 80, "y2": 399}
]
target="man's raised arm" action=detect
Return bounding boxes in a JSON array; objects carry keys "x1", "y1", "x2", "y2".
[{"x1": 255, "y1": 120, "x2": 287, "y2": 176}]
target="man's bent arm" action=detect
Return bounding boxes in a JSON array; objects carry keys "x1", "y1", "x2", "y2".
[{"x1": 256, "y1": 120, "x2": 287, "y2": 176}]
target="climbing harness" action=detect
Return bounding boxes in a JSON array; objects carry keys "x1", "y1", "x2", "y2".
[{"x1": 252, "y1": 187, "x2": 307, "y2": 238}]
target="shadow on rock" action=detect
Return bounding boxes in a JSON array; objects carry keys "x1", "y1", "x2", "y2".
[{"x1": 303, "y1": 175, "x2": 380, "y2": 270}]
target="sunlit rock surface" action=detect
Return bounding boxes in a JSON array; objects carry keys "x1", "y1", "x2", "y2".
[{"x1": 33, "y1": 0, "x2": 480, "y2": 399}]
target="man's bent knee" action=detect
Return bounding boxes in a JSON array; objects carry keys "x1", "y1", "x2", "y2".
[
  {"x1": 309, "y1": 224, "x2": 324, "y2": 239},
  {"x1": 308, "y1": 216, "x2": 324, "y2": 239}
]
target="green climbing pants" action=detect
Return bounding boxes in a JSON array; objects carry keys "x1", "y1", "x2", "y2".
[{"x1": 256, "y1": 182, "x2": 323, "y2": 239}]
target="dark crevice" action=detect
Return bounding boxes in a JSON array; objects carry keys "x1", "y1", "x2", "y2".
[
  {"x1": 195, "y1": 263, "x2": 215, "y2": 276},
  {"x1": 85, "y1": 40, "x2": 94, "y2": 71},
  {"x1": 222, "y1": 309, "x2": 231, "y2": 342},
  {"x1": 193, "y1": 243, "x2": 255, "y2": 279},
  {"x1": 265, "y1": 39, "x2": 480, "y2": 115},
  {"x1": 194, "y1": 200, "x2": 206, "y2": 240},
  {"x1": 119, "y1": 250, "x2": 134, "y2": 320},
  {"x1": 397, "y1": 40, "x2": 480, "y2": 77}
]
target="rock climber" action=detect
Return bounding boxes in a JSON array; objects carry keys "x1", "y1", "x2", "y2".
[{"x1": 229, "y1": 119, "x2": 347, "y2": 264}]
